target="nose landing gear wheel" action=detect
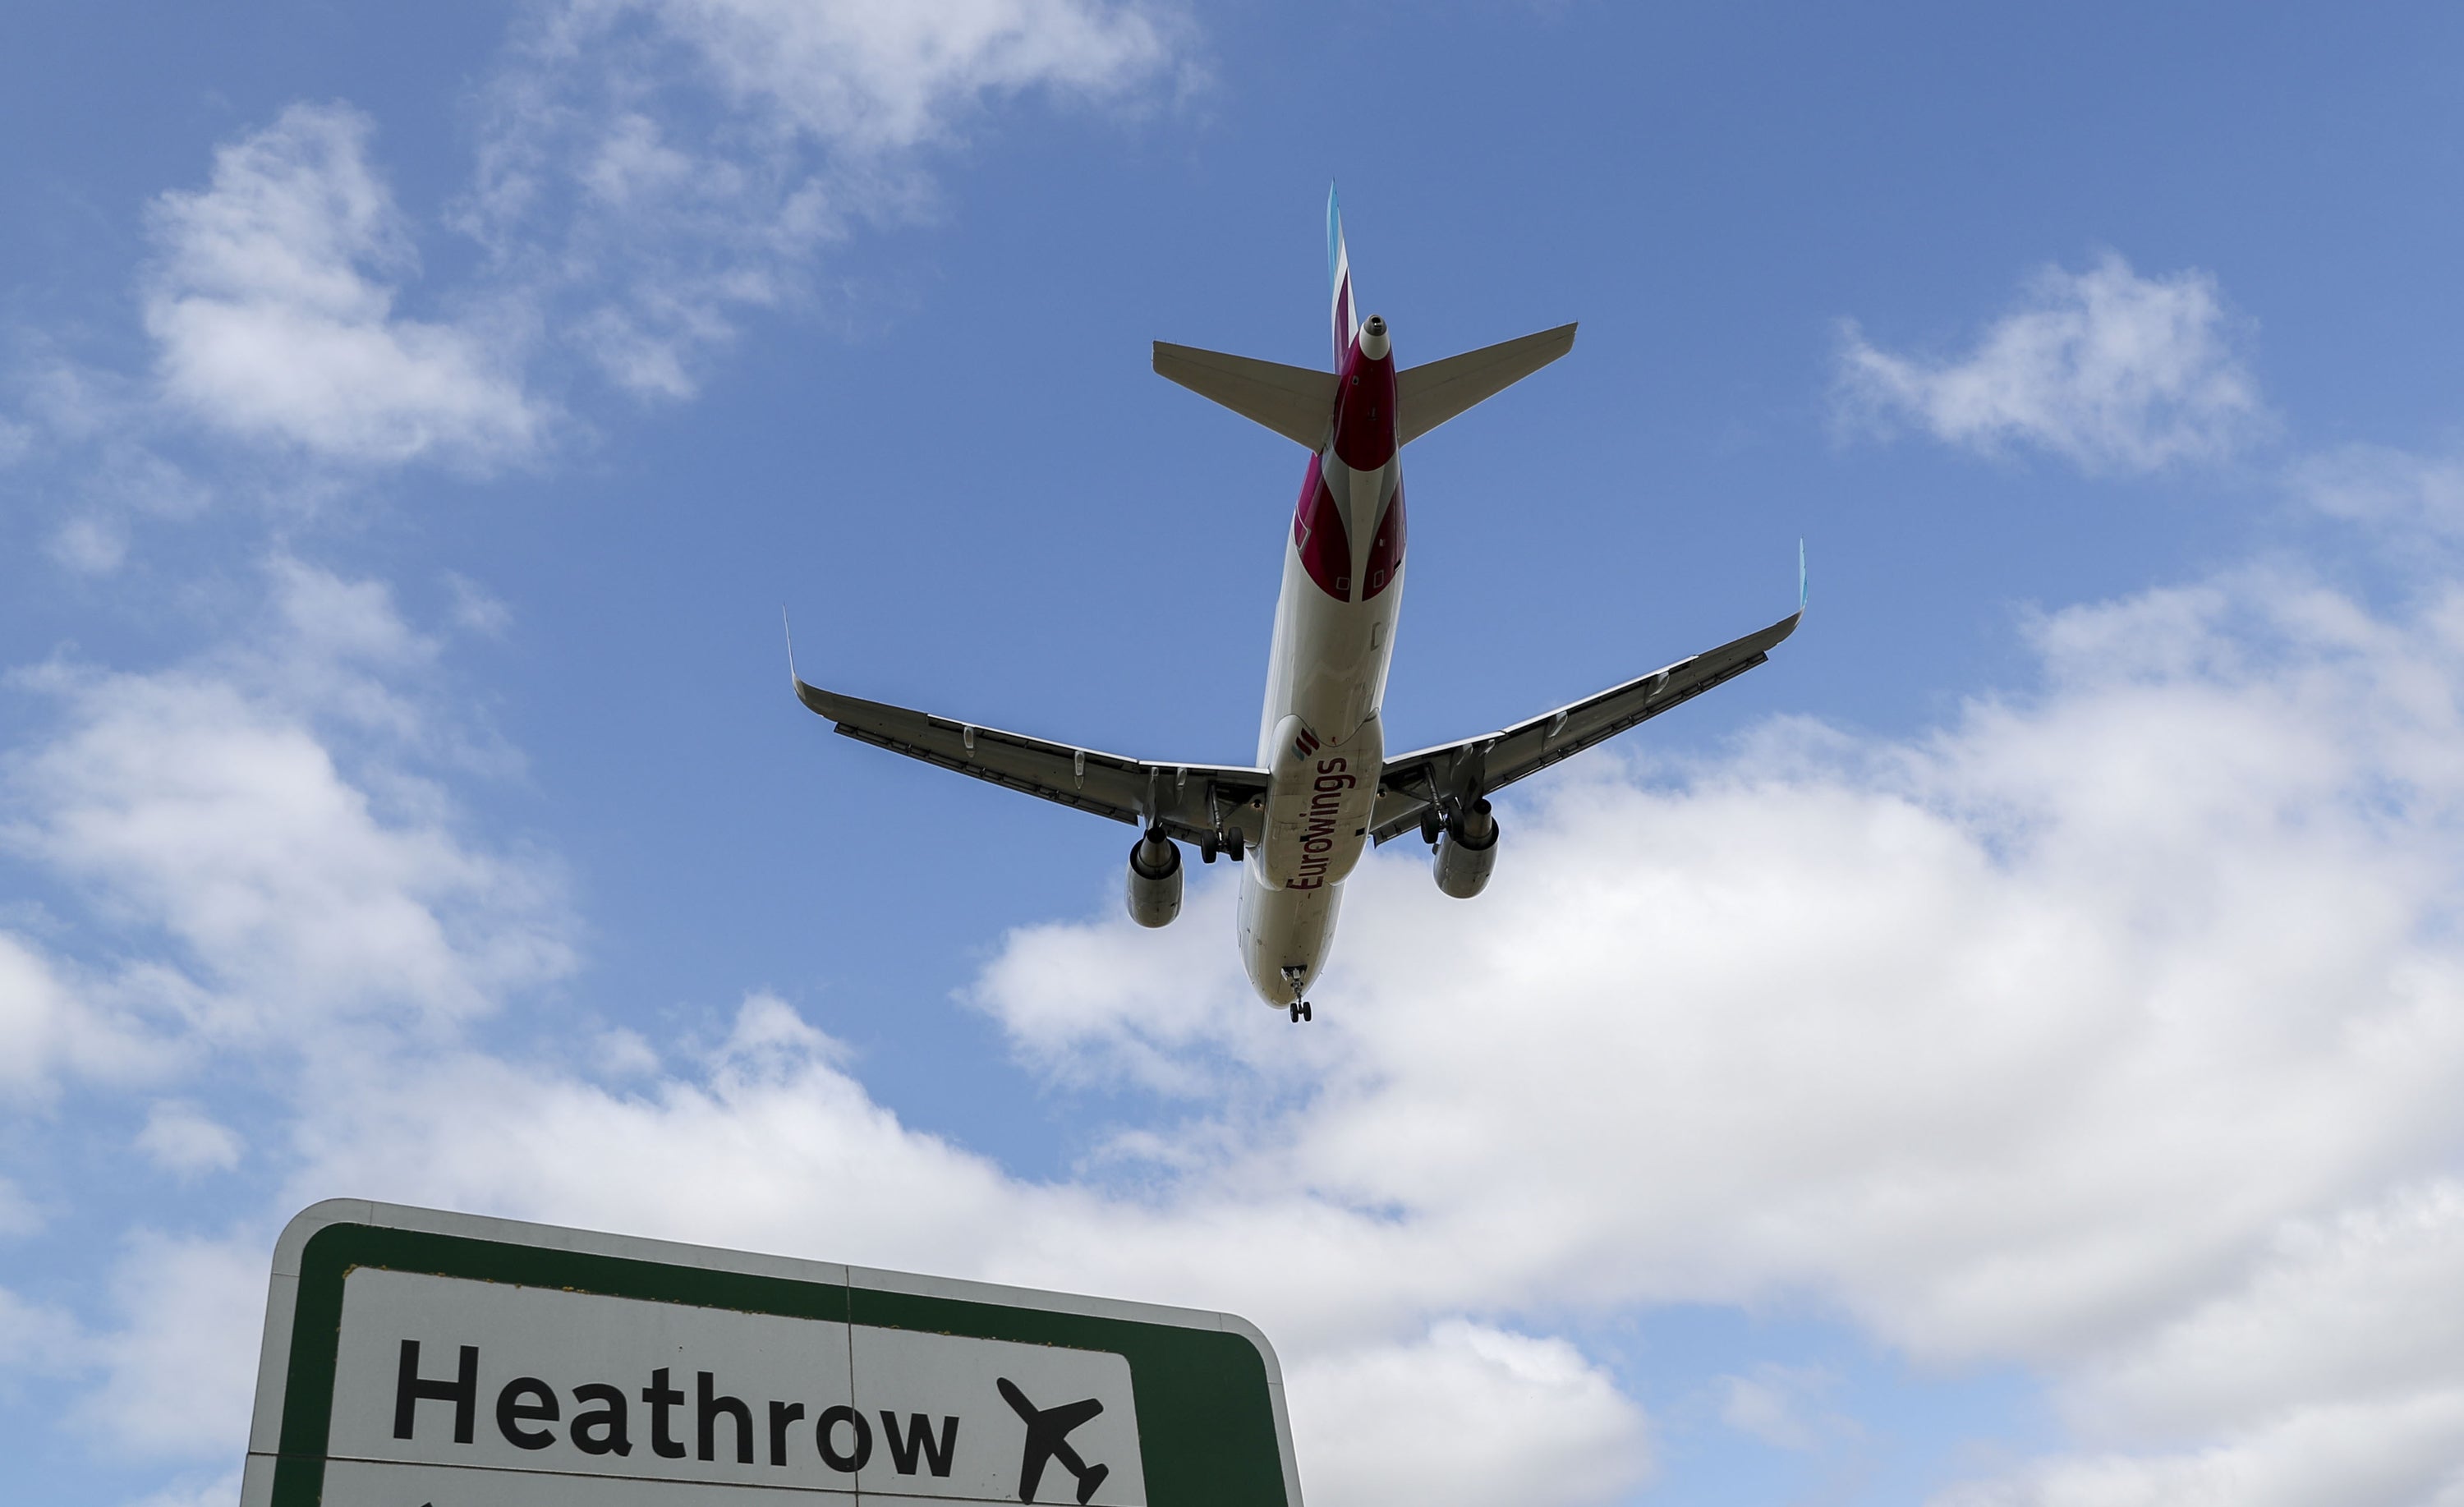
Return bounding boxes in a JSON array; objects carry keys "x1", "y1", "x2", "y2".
[{"x1": 1289, "y1": 1001, "x2": 1312, "y2": 1023}]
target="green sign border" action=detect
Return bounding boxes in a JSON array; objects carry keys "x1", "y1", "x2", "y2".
[{"x1": 260, "y1": 1216, "x2": 1292, "y2": 1507}]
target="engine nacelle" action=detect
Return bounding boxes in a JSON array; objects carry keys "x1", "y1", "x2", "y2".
[
  {"x1": 1125, "y1": 829, "x2": 1184, "y2": 927},
  {"x1": 1432, "y1": 798, "x2": 1499, "y2": 899}
]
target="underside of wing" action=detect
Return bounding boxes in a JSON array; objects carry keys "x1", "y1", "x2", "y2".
[
  {"x1": 793, "y1": 675, "x2": 1268, "y2": 846},
  {"x1": 1370, "y1": 607, "x2": 1803, "y2": 843}
]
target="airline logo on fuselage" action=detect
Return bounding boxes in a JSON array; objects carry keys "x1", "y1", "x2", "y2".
[{"x1": 1287, "y1": 757, "x2": 1352, "y2": 891}]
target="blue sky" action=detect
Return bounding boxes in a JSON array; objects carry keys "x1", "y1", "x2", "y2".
[{"x1": 9, "y1": 3, "x2": 2464, "y2": 1505}]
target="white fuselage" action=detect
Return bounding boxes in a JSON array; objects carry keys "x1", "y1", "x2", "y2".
[{"x1": 1236, "y1": 368, "x2": 1404, "y2": 1006}]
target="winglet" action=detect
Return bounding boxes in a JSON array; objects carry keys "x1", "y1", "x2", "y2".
[
  {"x1": 783, "y1": 609, "x2": 833, "y2": 719},
  {"x1": 1797, "y1": 538, "x2": 1808, "y2": 613}
]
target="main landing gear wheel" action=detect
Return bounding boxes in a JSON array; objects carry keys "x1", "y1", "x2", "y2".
[{"x1": 1289, "y1": 1001, "x2": 1312, "y2": 1023}]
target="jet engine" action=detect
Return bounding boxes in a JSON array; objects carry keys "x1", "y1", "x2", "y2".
[
  {"x1": 1432, "y1": 797, "x2": 1499, "y2": 899},
  {"x1": 1126, "y1": 827, "x2": 1184, "y2": 927}
]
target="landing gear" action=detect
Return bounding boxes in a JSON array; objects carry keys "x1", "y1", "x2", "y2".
[
  {"x1": 1289, "y1": 1000, "x2": 1312, "y2": 1023},
  {"x1": 1280, "y1": 965, "x2": 1311, "y2": 1023},
  {"x1": 1201, "y1": 834, "x2": 1219, "y2": 864}
]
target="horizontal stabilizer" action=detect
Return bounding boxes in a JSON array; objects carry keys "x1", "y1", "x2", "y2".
[
  {"x1": 1153, "y1": 342, "x2": 1339, "y2": 450},
  {"x1": 1396, "y1": 322, "x2": 1577, "y2": 444}
]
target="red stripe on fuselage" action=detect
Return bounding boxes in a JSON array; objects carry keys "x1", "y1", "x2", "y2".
[
  {"x1": 1293, "y1": 452, "x2": 1352, "y2": 601},
  {"x1": 1332, "y1": 339, "x2": 1396, "y2": 472}
]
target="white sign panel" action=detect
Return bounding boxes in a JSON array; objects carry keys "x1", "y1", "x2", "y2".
[
  {"x1": 329, "y1": 1268, "x2": 1143, "y2": 1504},
  {"x1": 241, "y1": 1202, "x2": 1298, "y2": 1507}
]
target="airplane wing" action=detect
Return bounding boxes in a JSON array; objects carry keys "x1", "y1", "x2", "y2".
[
  {"x1": 1368, "y1": 607, "x2": 1803, "y2": 843},
  {"x1": 1030, "y1": 1397, "x2": 1106, "y2": 1434},
  {"x1": 793, "y1": 674, "x2": 1269, "y2": 846}
]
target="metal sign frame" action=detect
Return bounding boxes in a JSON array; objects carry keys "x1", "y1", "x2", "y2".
[{"x1": 240, "y1": 1201, "x2": 1302, "y2": 1507}]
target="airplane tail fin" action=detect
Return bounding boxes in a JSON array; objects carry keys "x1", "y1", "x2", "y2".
[
  {"x1": 1155, "y1": 188, "x2": 1573, "y2": 450},
  {"x1": 1394, "y1": 322, "x2": 1579, "y2": 445},
  {"x1": 1147, "y1": 186, "x2": 1356, "y2": 447},
  {"x1": 1329, "y1": 183, "x2": 1358, "y2": 367},
  {"x1": 1076, "y1": 1463, "x2": 1110, "y2": 1505}
]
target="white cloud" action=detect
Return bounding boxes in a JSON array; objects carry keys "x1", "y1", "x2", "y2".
[
  {"x1": 75, "y1": 1231, "x2": 267, "y2": 1457},
  {"x1": 972, "y1": 876, "x2": 1318, "y2": 1096},
  {"x1": 266, "y1": 554, "x2": 435, "y2": 687},
  {"x1": 1837, "y1": 253, "x2": 2269, "y2": 472},
  {"x1": 605, "y1": 0, "x2": 1183, "y2": 152},
  {"x1": 135, "y1": 1101, "x2": 244, "y2": 1174},
  {"x1": 144, "y1": 103, "x2": 543, "y2": 466},
  {"x1": 0, "y1": 1284, "x2": 85, "y2": 1373},
  {"x1": 1718, "y1": 1363, "x2": 1847, "y2": 1451},
  {"x1": 278, "y1": 995, "x2": 1046, "y2": 1273},
  {"x1": 11, "y1": 669, "x2": 564, "y2": 1036},
  {"x1": 0, "y1": 932, "x2": 98, "y2": 1096},
  {"x1": 443, "y1": 572, "x2": 513, "y2": 636},
  {"x1": 0, "y1": 930, "x2": 158, "y2": 1100},
  {"x1": 17, "y1": 0, "x2": 1184, "y2": 569},
  {"x1": 1288, "y1": 1324, "x2": 1652, "y2": 1507},
  {"x1": 960, "y1": 566, "x2": 2464, "y2": 1497},
  {"x1": 16, "y1": 356, "x2": 128, "y2": 446},
  {"x1": 48, "y1": 516, "x2": 129, "y2": 575},
  {"x1": 0, "y1": 562, "x2": 586, "y2": 1468},
  {"x1": 3, "y1": 560, "x2": 572, "y2": 1052},
  {"x1": 1933, "y1": 1394, "x2": 2464, "y2": 1507},
  {"x1": 0, "y1": 1178, "x2": 42, "y2": 1238},
  {"x1": 2065, "y1": 1179, "x2": 2464, "y2": 1440},
  {"x1": 39, "y1": 443, "x2": 212, "y2": 577},
  {"x1": 2295, "y1": 443, "x2": 2464, "y2": 539},
  {"x1": 464, "y1": 0, "x2": 1185, "y2": 396}
]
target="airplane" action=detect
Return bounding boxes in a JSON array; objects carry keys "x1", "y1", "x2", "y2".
[
  {"x1": 792, "y1": 189, "x2": 1801, "y2": 1022},
  {"x1": 995, "y1": 1377, "x2": 1110, "y2": 1505}
]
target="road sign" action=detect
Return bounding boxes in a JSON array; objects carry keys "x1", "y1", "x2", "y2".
[{"x1": 241, "y1": 1201, "x2": 1302, "y2": 1507}]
